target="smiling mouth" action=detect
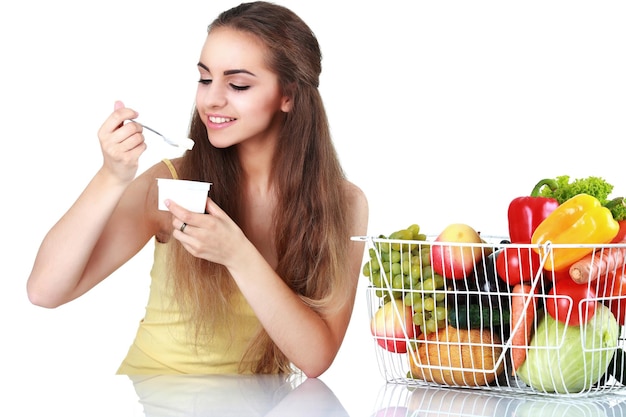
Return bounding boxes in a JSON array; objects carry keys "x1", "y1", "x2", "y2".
[{"x1": 208, "y1": 116, "x2": 236, "y2": 124}]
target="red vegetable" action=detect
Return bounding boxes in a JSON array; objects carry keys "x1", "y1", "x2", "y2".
[
  {"x1": 495, "y1": 247, "x2": 542, "y2": 286},
  {"x1": 507, "y1": 178, "x2": 560, "y2": 244},
  {"x1": 546, "y1": 276, "x2": 597, "y2": 326},
  {"x1": 598, "y1": 269, "x2": 626, "y2": 325}
]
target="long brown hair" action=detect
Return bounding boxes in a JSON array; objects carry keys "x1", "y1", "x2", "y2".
[{"x1": 167, "y1": 1, "x2": 351, "y2": 374}]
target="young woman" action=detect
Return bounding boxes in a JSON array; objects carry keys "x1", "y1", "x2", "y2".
[{"x1": 27, "y1": 1, "x2": 368, "y2": 377}]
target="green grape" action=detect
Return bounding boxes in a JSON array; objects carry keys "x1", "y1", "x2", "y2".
[
  {"x1": 412, "y1": 296, "x2": 424, "y2": 312},
  {"x1": 433, "y1": 274, "x2": 445, "y2": 289},
  {"x1": 407, "y1": 223, "x2": 420, "y2": 239},
  {"x1": 390, "y1": 229, "x2": 413, "y2": 251},
  {"x1": 403, "y1": 293, "x2": 414, "y2": 307},
  {"x1": 434, "y1": 291, "x2": 446, "y2": 302},
  {"x1": 425, "y1": 319, "x2": 438, "y2": 334},
  {"x1": 390, "y1": 262, "x2": 402, "y2": 276},
  {"x1": 368, "y1": 248, "x2": 377, "y2": 258},
  {"x1": 421, "y1": 265, "x2": 433, "y2": 280},
  {"x1": 410, "y1": 263, "x2": 422, "y2": 280},
  {"x1": 382, "y1": 261, "x2": 391, "y2": 273},
  {"x1": 404, "y1": 274, "x2": 419, "y2": 289},
  {"x1": 370, "y1": 257, "x2": 380, "y2": 272},
  {"x1": 370, "y1": 272, "x2": 382, "y2": 288},
  {"x1": 362, "y1": 262, "x2": 371, "y2": 277},
  {"x1": 433, "y1": 306, "x2": 447, "y2": 321},
  {"x1": 412, "y1": 311, "x2": 424, "y2": 326},
  {"x1": 422, "y1": 277, "x2": 435, "y2": 291},
  {"x1": 401, "y1": 260, "x2": 411, "y2": 275},
  {"x1": 391, "y1": 274, "x2": 405, "y2": 290},
  {"x1": 423, "y1": 297, "x2": 435, "y2": 311},
  {"x1": 378, "y1": 241, "x2": 391, "y2": 253},
  {"x1": 420, "y1": 249, "x2": 431, "y2": 267}
]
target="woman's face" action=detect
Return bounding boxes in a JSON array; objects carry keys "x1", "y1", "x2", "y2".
[{"x1": 195, "y1": 27, "x2": 291, "y2": 149}]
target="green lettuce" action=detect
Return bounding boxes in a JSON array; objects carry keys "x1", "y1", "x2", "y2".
[{"x1": 516, "y1": 304, "x2": 619, "y2": 393}]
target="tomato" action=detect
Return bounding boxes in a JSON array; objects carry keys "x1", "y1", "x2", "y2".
[
  {"x1": 495, "y1": 246, "x2": 542, "y2": 286},
  {"x1": 546, "y1": 276, "x2": 597, "y2": 326},
  {"x1": 598, "y1": 271, "x2": 626, "y2": 325}
]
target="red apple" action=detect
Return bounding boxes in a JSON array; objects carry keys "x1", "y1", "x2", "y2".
[
  {"x1": 370, "y1": 299, "x2": 417, "y2": 353},
  {"x1": 430, "y1": 223, "x2": 483, "y2": 280}
]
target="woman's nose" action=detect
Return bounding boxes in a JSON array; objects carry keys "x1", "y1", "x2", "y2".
[{"x1": 198, "y1": 84, "x2": 227, "y2": 108}]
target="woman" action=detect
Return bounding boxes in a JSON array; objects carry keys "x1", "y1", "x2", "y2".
[{"x1": 27, "y1": 1, "x2": 368, "y2": 377}]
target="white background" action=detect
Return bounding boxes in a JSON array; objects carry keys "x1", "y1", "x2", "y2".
[{"x1": 2, "y1": 0, "x2": 625, "y2": 416}]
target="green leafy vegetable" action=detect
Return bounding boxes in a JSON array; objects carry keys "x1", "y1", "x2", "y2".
[
  {"x1": 537, "y1": 175, "x2": 626, "y2": 220},
  {"x1": 516, "y1": 304, "x2": 619, "y2": 394}
]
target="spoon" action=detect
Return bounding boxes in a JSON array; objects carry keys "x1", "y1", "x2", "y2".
[{"x1": 131, "y1": 119, "x2": 195, "y2": 150}]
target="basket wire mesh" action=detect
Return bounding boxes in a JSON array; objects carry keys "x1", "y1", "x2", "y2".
[{"x1": 354, "y1": 235, "x2": 626, "y2": 397}]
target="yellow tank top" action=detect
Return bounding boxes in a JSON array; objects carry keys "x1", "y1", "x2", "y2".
[{"x1": 116, "y1": 160, "x2": 261, "y2": 374}]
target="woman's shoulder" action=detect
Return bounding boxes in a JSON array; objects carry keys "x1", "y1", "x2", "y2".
[
  {"x1": 342, "y1": 179, "x2": 368, "y2": 207},
  {"x1": 341, "y1": 179, "x2": 369, "y2": 229}
]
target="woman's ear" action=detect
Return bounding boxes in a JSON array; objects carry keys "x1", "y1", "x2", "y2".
[{"x1": 280, "y1": 95, "x2": 293, "y2": 113}]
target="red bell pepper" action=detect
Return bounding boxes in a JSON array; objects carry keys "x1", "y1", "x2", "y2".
[
  {"x1": 507, "y1": 178, "x2": 560, "y2": 244},
  {"x1": 496, "y1": 179, "x2": 560, "y2": 285}
]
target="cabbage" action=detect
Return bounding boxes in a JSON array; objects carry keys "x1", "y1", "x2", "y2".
[{"x1": 516, "y1": 303, "x2": 619, "y2": 393}]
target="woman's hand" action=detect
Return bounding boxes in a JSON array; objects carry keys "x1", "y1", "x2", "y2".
[
  {"x1": 97, "y1": 100, "x2": 146, "y2": 184},
  {"x1": 166, "y1": 197, "x2": 249, "y2": 268}
]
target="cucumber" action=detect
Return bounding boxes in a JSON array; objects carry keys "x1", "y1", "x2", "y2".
[{"x1": 448, "y1": 304, "x2": 510, "y2": 329}]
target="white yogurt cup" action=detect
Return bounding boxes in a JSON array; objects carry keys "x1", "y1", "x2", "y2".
[{"x1": 157, "y1": 178, "x2": 212, "y2": 213}]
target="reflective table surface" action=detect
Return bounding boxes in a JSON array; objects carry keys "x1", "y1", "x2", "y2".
[{"x1": 12, "y1": 371, "x2": 626, "y2": 417}]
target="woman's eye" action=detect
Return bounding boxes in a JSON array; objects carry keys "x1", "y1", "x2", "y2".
[
  {"x1": 230, "y1": 84, "x2": 250, "y2": 91},
  {"x1": 198, "y1": 78, "x2": 212, "y2": 85}
]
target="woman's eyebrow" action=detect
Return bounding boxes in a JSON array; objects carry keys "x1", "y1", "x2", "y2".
[
  {"x1": 197, "y1": 62, "x2": 256, "y2": 77},
  {"x1": 224, "y1": 69, "x2": 256, "y2": 77}
]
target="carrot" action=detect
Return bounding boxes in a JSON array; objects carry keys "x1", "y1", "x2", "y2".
[
  {"x1": 509, "y1": 282, "x2": 537, "y2": 374},
  {"x1": 569, "y1": 244, "x2": 626, "y2": 284}
]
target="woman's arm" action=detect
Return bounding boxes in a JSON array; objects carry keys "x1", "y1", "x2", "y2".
[
  {"x1": 27, "y1": 103, "x2": 163, "y2": 308},
  {"x1": 165, "y1": 182, "x2": 369, "y2": 377}
]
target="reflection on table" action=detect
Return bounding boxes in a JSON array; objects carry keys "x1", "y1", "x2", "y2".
[
  {"x1": 129, "y1": 373, "x2": 349, "y2": 417},
  {"x1": 370, "y1": 382, "x2": 626, "y2": 417}
]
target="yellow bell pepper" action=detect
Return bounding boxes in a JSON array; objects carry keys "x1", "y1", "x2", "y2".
[{"x1": 531, "y1": 193, "x2": 619, "y2": 271}]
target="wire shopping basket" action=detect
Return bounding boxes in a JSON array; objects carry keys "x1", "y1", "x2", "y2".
[{"x1": 353, "y1": 235, "x2": 626, "y2": 397}]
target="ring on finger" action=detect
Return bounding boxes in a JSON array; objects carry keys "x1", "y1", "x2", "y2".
[{"x1": 180, "y1": 222, "x2": 187, "y2": 233}]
